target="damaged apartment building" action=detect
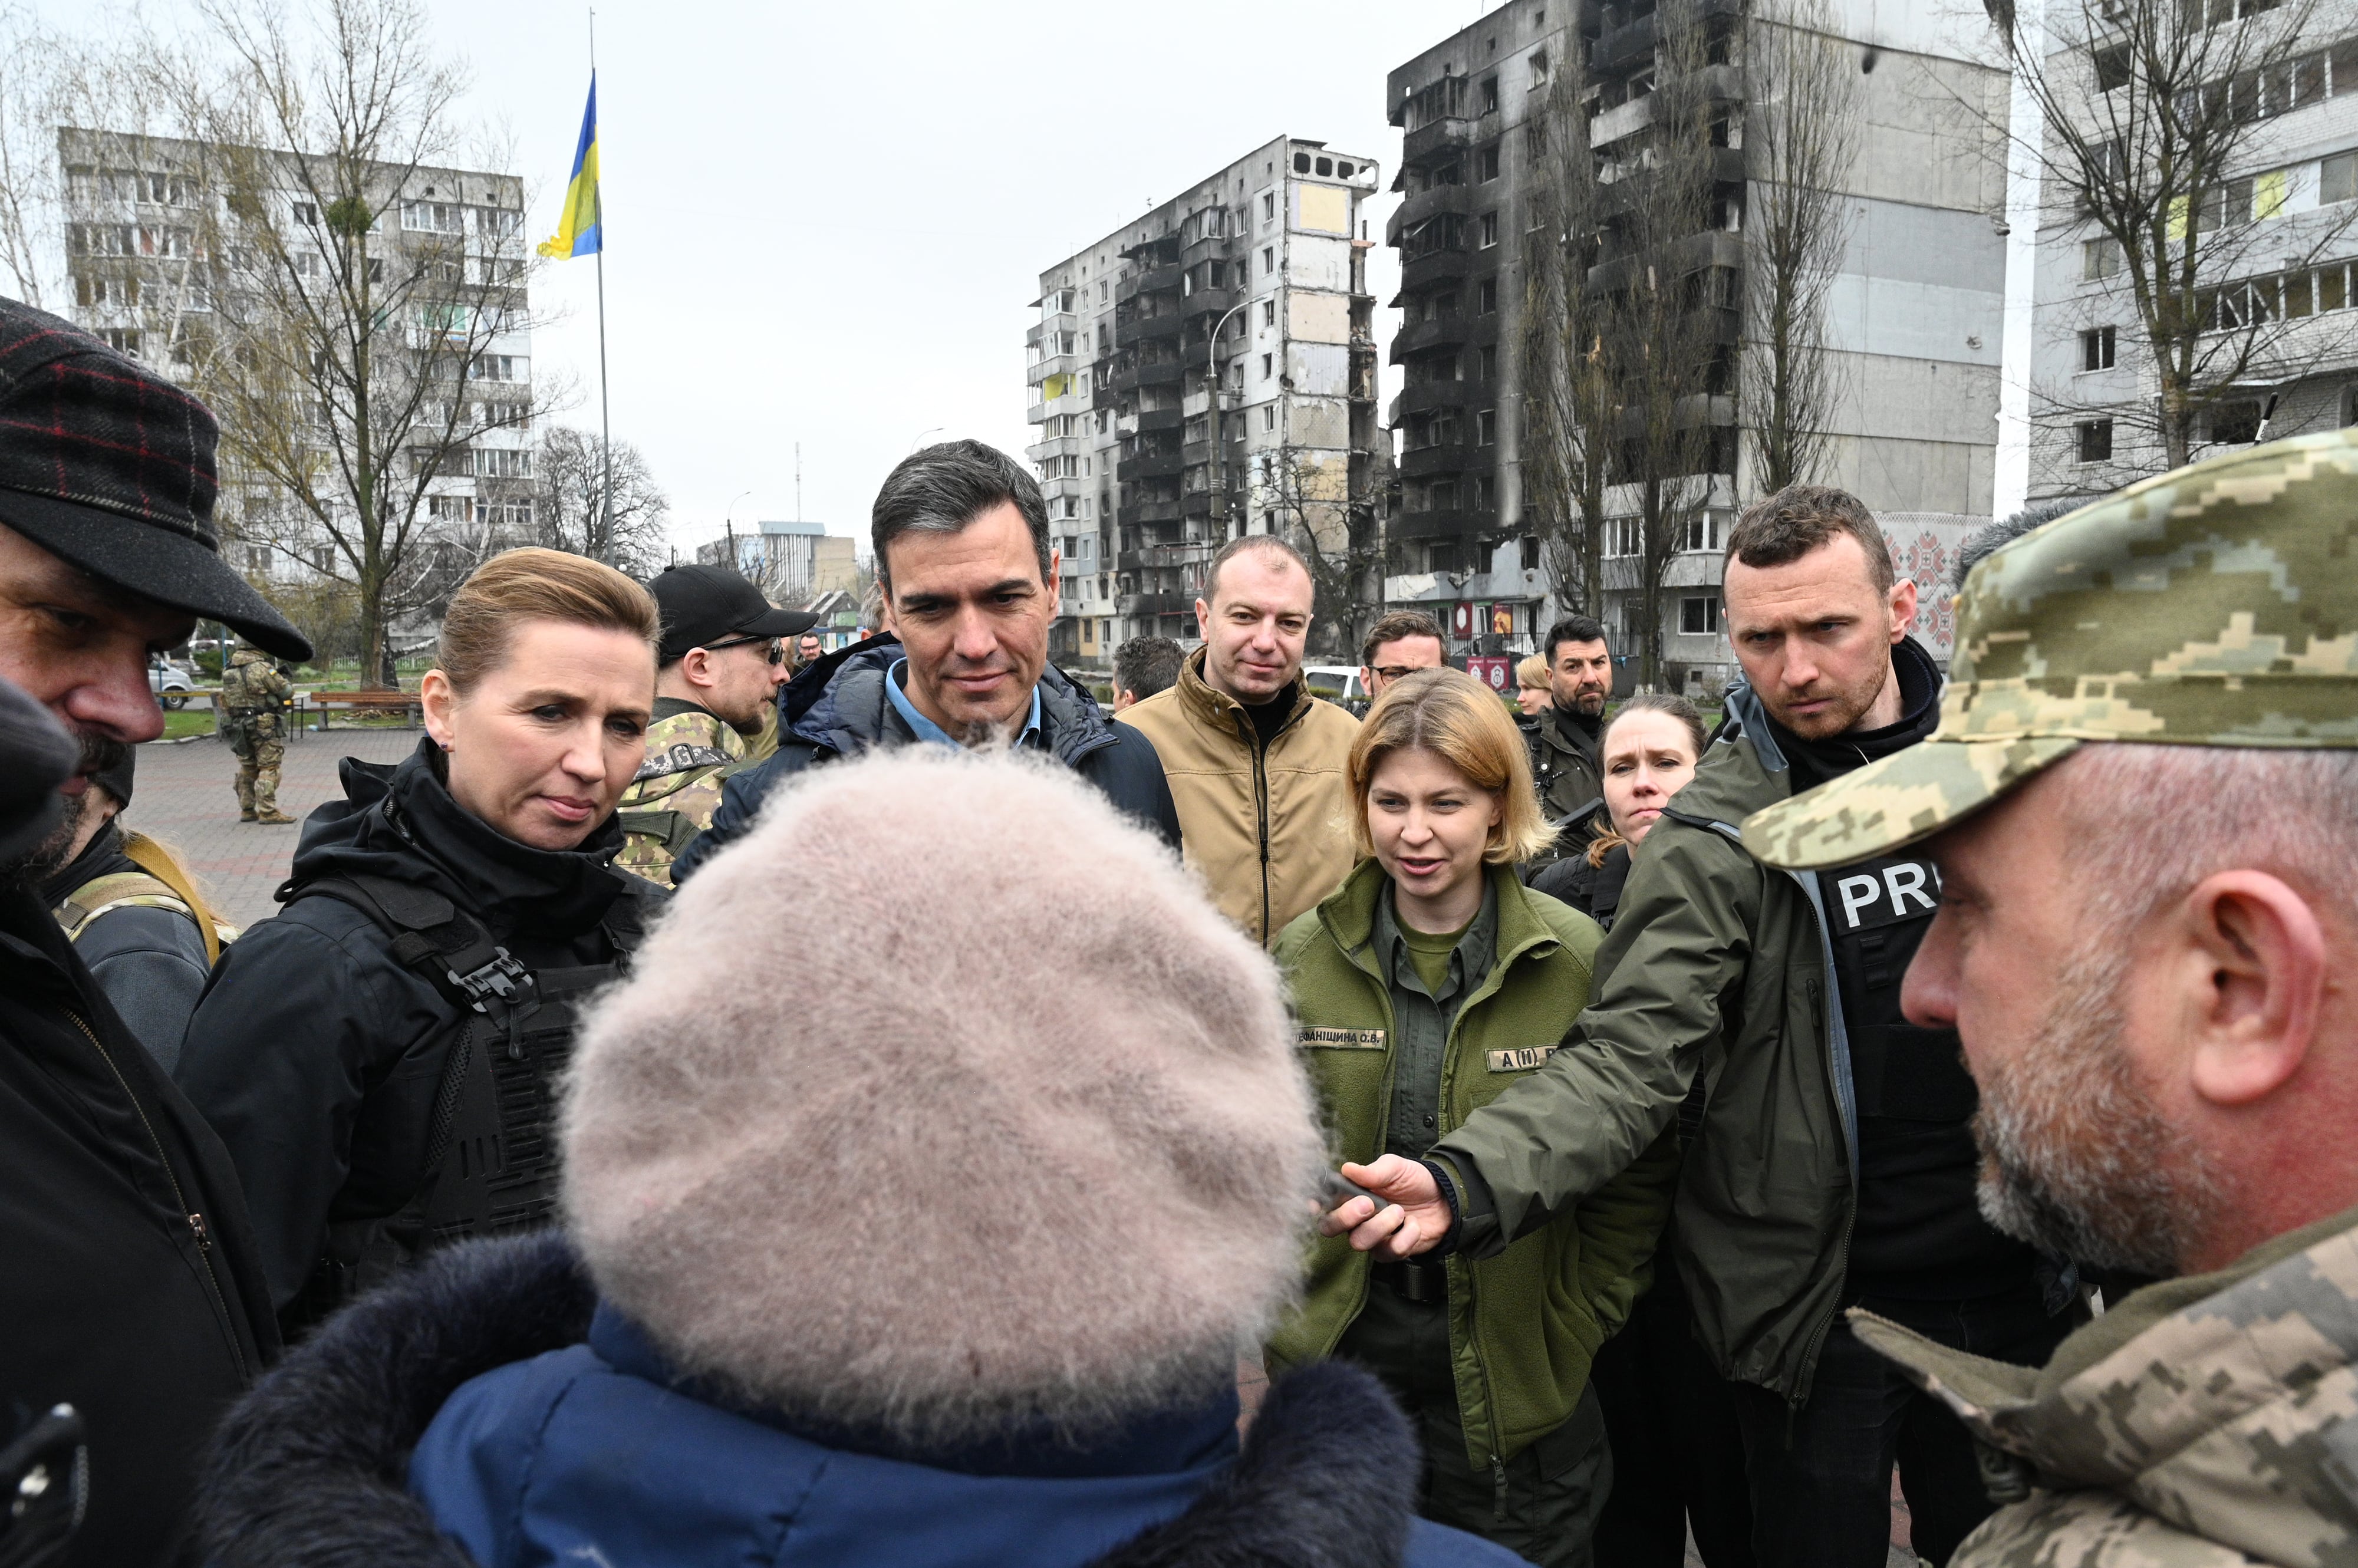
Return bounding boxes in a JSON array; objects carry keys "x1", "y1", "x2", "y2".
[
  {"x1": 1026, "y1": 135, "x2": 1381, "y2": 667},
  {"x1": 1384, "y1": 0, "x2": 2008, "y2": 690}
]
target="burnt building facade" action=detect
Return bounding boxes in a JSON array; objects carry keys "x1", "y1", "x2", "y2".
[
  {"x1": 1384, "y1": 1, "x2": 2008, "y2": 690},
  {"x1": 1027, "y1": 135, "x2": 1381, "y2": 666}
]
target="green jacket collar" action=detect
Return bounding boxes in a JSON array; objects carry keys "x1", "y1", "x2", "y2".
[
  {"x1": 1533, "y1": 703, "x2": 1602, "y2": 762},
  {"x1": 1852, "y1": 1203, "x2": 2358, "y2": 1492},
  {"x1": 1317, "y1": 858, "x2": 1562, "y2": 984},
  {"x1": 1372, "y1": 875, "x2": 1499, "y2": 997}
]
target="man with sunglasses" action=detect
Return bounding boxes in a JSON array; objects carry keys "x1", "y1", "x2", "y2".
[{"x1": 615, "y1": 564, "x2": 816, "y2": 888}]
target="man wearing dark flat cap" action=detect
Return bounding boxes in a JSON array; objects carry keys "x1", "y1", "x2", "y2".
[{"x1": 0, "y1": 297, "x2": 306, "y2": 1568}]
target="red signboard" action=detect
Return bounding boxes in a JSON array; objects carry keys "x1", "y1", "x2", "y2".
[
  {"x1": 1466, "y1": 655, "x2": 1511, "y2": 693},
  {"x1": 1450, "y1": 601, "x2": 1476, "y2": 639}
]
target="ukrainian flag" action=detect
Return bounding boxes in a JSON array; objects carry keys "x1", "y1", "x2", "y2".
[{"x1": 538, "y1": 74, "x2": 600, "y2": 259}]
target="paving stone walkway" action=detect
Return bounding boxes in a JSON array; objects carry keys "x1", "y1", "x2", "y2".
[{"x1": 126, "y1": 724, "x2": 420, "y2": 929}]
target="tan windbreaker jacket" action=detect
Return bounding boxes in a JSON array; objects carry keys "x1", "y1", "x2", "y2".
[{"x1": 1116, "y1": 646, "x2": 1359, "y2": 946}]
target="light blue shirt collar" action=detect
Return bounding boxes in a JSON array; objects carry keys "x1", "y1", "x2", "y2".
[{"x1": 886, "y1": 659, "x2": 1042, "y2": 750}]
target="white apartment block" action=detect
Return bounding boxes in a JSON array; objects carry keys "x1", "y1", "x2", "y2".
[
  {"x1": 697, "y1": 519, "x2": 858, "y2": 601},
  {"x1": 2021, "y1": 2, "x2": 2358, "y2": 502},
  {"x1": 58, "y1": 126, "x2": 534, "y2": 598}
]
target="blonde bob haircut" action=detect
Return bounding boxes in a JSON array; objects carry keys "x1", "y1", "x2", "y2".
[
  {"x1": 435, "y1": 547, "x2": 661, "y2": 695},
  {"x1": 1349, "y1": 667, "x2": 1553, "y2": 865}
]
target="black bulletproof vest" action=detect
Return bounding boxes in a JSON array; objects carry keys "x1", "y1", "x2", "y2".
[
  {"x1": 279, "y1": 869, "x2": 645, "y2": 1331},
  {"x1": 1818, "y1": 852, "x2": 1975, "y2": 1124}
]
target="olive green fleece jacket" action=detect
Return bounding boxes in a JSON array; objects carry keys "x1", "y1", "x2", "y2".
[
  {"x1": 1265, "y1": 857, "x2": 1681, "y2": 1470},
  {"x1": 1430, "y1": 684, "x2": 1862, "y2": 1406}
]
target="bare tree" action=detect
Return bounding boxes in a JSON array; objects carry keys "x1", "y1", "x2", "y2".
[
  {"x1": 78, "y1": 0, "x2": 560, "y2": 686},
  {"x1": 1520, "y1": 59, "x2": 1619, "y2": 624},
  {"x1": 1597, "y1": 0, "x2": 1730, "y2": 689},
  {"x1": 1743, "y1": 0, "x2": 1859, "y2": 492},
  {"x1": 1993, "y1": 0, "x2": 2354, "y2": 481},
  {"x1": 535, "y1": 426, "x2": 667, "y2": 574},
  {"x1": 1259, "y1": 446, "x2": 1381, "y2": 660},
  {"x1": 0, "y1": 8, "x2": 69, "y2": 305}
]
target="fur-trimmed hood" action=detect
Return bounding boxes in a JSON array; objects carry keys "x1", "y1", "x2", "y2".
[
  {"x1": 564, "y1": 746, "x2": 1326, "y2": 1449},
  {"x1": 197, "y1": 1233, "x2": 1523, "y2": 1568}
]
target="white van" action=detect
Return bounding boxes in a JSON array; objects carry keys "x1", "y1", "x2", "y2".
[{"x1": 1300, "y1": 664, "x2": 1369, "y2": 715}]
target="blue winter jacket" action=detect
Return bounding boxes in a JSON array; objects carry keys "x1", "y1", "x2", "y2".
[
  {"x1": 412, "y1": 1305, "x2": 1520, "y2": 1568},
  {"x1": 671, "y1": 635, "x2": 1181, "y2": 885},
  {"x1": 195, "y1": 1233, "x2": 1527, "y2": 1568}
]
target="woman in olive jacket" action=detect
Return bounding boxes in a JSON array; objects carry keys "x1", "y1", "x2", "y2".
[{"x1": 1266, "y1": 669, "x2": 1679, "y2": 1568}]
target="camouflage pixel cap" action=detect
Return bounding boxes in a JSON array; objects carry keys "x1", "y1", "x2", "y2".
[{"x1": 1744, "y1": 427, "x2": 2358, "y2": 872}]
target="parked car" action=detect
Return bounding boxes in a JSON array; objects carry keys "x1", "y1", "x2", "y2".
[
  {"x1": 149, "y1": 655, "x2": 197, "y2": 710},
  {"x1": 1301, "y1": 664, "x2": 1371, "y2": 716}
]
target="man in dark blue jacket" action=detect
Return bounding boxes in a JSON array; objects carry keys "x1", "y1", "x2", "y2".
[{"x1": 672, "y1": 441, "x2": 1177, "y2": 885}]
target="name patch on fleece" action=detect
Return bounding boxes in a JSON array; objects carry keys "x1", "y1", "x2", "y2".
[
  {"x1": 1300, "y1": 1027, "x2": 1386, "y2": 1050},
  {"x1": 1486, "y1": 1046, "x2": 1556, "y2": 1073}
]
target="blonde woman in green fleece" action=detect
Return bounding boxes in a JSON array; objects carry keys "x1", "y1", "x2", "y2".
[{"x1": 1267, "y1": 668, "x2": 1679, "y2": 1568}]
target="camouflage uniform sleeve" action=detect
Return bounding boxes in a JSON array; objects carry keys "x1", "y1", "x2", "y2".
[{"x1": 1946, "y1": 1488, "x2": 2264, "y2": 1568}]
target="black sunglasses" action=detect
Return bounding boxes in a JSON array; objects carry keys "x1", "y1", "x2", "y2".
[{"x1": 704, "y1": 634, "x2": 784, "y2": 664}]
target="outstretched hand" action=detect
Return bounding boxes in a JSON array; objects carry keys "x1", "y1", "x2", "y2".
[{"x1": 1316, "y1": 1155, "x2": 1451, "y2": 1260}]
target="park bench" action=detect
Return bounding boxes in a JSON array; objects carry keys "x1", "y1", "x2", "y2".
[{"x1": 304, "y1": 690, "x2": 423, "y2": 729}]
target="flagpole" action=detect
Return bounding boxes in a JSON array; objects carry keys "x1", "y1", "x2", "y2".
[{"x1": 590, "y1": 9, "x2": 611, "y2": 547}]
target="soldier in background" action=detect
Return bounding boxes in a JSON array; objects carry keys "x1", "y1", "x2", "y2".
[
  {"x1": 615, "y1": 564, "x2": 814, "y2": 888},
  {"x1": 1744, "y1": 429, "x2": 2358, "y2": 1566},
  {"x1": 220, "y1": 643, "x2": 294, "y2": 823}
]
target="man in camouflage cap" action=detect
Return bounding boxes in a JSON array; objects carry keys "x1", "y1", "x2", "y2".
[
  {"x1": 220, "y1": 642, "x2": 294, "y2": 823},
  {"x1": 1743, "y1": 429, "x2": 2358, "y2": 1564},
  {"x1": 616, "y1": 564, "x2": 814, "y2": 888}
]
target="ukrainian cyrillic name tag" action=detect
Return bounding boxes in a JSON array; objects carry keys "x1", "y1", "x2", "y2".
[{"x1": 1300, "y1": 1027, "x2": 1387, "y2": 1049}]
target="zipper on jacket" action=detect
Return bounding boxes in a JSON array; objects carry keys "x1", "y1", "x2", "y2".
[
  {"x1": 1251, "y1": 722, "x2": 1272, "y2": 944},
  {"x1": 1790, "y1": 973, "x2": 1853, "y2": 1411},
  {"x1": 1437, "y1": 928, "x2": 1513, "y2": 1515},
  {"x1": 65, "y1": 1010, "x2": 249, "y2": 1382}
]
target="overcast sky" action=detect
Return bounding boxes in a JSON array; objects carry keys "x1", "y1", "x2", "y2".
[{"x1": 346, "y1": 1, "x2": 1510, "y2": 559}]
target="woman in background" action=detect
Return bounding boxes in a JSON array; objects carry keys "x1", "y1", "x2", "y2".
[{"x1": 1530, "y1": 693, "x2": 1707, "y2": 930}]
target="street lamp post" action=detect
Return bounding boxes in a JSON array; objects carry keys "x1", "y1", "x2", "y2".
[{"x1": 1206, "y1": 299, "x2": 1249, "y2": 544}]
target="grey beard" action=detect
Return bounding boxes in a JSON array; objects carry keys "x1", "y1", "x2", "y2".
[
  {"x1": 1971, "y1": 938, "x2": 2221, "y2": 1278},
  {"x1": 0, "y1": 786, "x2": 84, "y2": 891},
  {"x1": 0, "y1": 726, "x2": 127, "y2": 891}
]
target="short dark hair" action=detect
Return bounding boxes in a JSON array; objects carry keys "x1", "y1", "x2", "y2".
[
  {"x1": 1112, "y1": 635, "x2": 1184, "y2": 701},
  {"x1": 1726, "y1": 484, "x2": 1895, "y2": 595},
  {"x1": 871, "y1": 440, "x2": 1051, "y2": 590},
  {"x1": 1953, "y1": 500, "x2": 2077, "y2": 592},
  {"x1": 1203, "y1": 534, "x2": 1310, "y2": 602},
  {"x1": 1543, "y1": 615, "x2": 1610, "y2": 666},
  {"x1": 1361, "y1": 609, "x2": 1445, "y2": 668}
]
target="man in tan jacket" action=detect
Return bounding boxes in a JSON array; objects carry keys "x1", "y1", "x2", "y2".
[{"x1": 1118, "y1": 536, "x2": 1359, "y2": 946}]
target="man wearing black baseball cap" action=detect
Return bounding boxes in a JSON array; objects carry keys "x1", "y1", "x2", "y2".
[
  {"x1": 614, "y1": 563, "x2": 816, "y2": 887},
  {"x1": 0, "y1": 298, "x2": 292, "y2": 1568}
]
